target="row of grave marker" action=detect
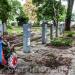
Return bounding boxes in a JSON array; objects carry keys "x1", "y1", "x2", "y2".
[
  {"x1": 0, "y1": 22, "x2": 64, "y2": 56},
  {"x1": 0, "y1": 20, "x2": 64, "y2": 64},
  {"x1": 23, "y1": 22, "x2": 64, "y2": 53}
]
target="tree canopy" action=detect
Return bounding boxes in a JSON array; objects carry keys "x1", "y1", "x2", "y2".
[
  {"x1": 8, "y1": 0, "x2": 25, "y2": 21},
  {"x1": 0, "y1": 0, "x2": 11, "y2": 23},
  {"x1": 32, "y1": 0, "x2": 66, "y2": 22},
  {"x1": 24, "y1": 0, "x2": 37, "y2": 23}
]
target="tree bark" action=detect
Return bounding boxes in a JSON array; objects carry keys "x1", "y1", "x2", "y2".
[
  {"x1": 65, "y1": 0, "x2": 74, "y2": 31},
  {"x1": 50, "y1": 24, "x2": 53, "y2": 40},
  {"x1": 53, "y1": 0, "x2": 58, "y2": 37}
]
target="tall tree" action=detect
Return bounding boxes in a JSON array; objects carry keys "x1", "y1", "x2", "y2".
[
  {"x1": 0, "y1": 0, "x2": 11, "y2": 32},
  {"x1": 24, "y1": 0, "x2": 37, "y2": 23},
  {"x1": 8, "y1": 0, "x2": 29, "y2": 26},
  {"x1": 8, "y1": 0, "x2": 25, "y2": 21},
  {"x1": 32, "y1": 0, "x2": 65, "y2": 38},
  {"x1": 65, "y1": 0, "x2": 74, "y2": 31}
]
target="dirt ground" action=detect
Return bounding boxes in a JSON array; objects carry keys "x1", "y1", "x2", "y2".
[
  {"x1": 1, "y1": 32, "x2": 75, "y2": 75},
  {"x1": 1, "y1": 40, "x2": 75, "y2": 75}
]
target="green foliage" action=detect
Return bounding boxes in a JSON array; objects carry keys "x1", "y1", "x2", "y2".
[
  {"x1": 0, "y1": 0, "x2": 11, "y2": 22},
  {"x1": 65, "y1": 31, "x2": 75, "y2": 37},
  {"x1": 51, "y1": 38, "x2": 72, "y2": 47},
  {"x1": 32, "y1": 0, "x2": 66, "y2": 21},
  {"x1": 32, "y1": 0, "x2": 44, "y2": 6},
  {"x1": 8, "y1": 0, "x2": 25, "y2": 21},
  {"x1": 16, "y1": 16, "x2": 29, "y2": 26},
  {"x1": 51, "y1": 38, "x2": 62, "y2": 47},
  {"x1": 64, "y1": 38, "x2": 72, "y2": 46},
  {"x1": 7, "y1": 26, "x2": 23, "y2": 34},
  {"x1": 7, "y1": 25, "x2": 12, "y2": 29}
]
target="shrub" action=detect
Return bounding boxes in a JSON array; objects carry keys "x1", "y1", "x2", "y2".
[
  {"x1": 7, "y1": 25, "x2": 12, "y2": 29},
  {"x1": 51, "y1": 38, "x2": 63, "y2": 47},
  {"x1": 65, "y1": 31, "x2": 75, "y2": 37},
  {"x1": 51, "y1": 37, "x2": 72, "y2": 47},
  {"x1": 62, "y1": 38, "x2": 72, "y2": 46},
  {"x1": 16, "y1": 16, "x2": 29, "y2": 26}
]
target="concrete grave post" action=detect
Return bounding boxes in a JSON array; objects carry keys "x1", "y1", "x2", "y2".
[
  {"x1": 59, "y1": 23, "x2": 65, "y2": 35},
  {"x1": 41, "y1": 22, "x2": 47, "y2": 44},
  {"x1": 23, "y1": 23, "x2": 31, "y2": 53}
]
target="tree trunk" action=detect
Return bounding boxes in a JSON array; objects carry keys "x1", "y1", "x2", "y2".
[
  {"x1": 50, "y1": 24, "x2": 53, "y2": 40},
  {"x1": 53, "y1": 18, "x2": 58, "y2": 37},
  {"x1": 56, "y1": 20, "x2": 58, "y2": 37},
  {"x1": 65, "y1": 0, "x2": 74, "y2": 31},
  {"x1": 53, "y1": 0, "x2": 58, "y2": 37},
  {"x1": 56, "y1": 8, "x2": 59, "y2": 37}
]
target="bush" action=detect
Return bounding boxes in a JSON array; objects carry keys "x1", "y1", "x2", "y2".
[
  {"x1": 7, "y1": 25, "x2": 12, "y2": 29},
  {"x1": 62, "y1": 38, "x2": 72, "y2": 46},
  {"x1": 51, "y1": 37, "x2": 72, "y2": 47},
  {"x1": 51, "y1": 38, "x2": 62, "y2": 47},
  {"x1": 65, "y1": 31, "x2": 75, "y2": 37},
  {"x1": 16, "y1": 16, "x2": 29, "y2": 26}
]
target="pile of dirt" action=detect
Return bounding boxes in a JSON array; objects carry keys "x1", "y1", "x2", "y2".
[{"x1": 35, "y1": 53, "x2": 72, "y2": 69}]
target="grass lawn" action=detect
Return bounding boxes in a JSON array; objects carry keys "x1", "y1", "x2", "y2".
[
  {"x1": 7, "y1": 26, "x2": 41, "y2": 35},
  {"x1": 7, "y1": 26, "x2": 23, "y2": 35}
]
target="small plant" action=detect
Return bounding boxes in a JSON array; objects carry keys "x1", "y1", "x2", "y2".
[
  {"x1": 51, "y1": 38, "x2": 63, "y2": 47},
  {"x1": 62, "y1": 38, "x2": 72, "y2": 46},
  {"x1": 7, "y1": 25, "x2": 12, "y2": 29},
  {"x1": 65, "y1": 31, "x2": 75, "y2": 37},
  {"x1": 51, "y1": 37, "x2": 72, "y2": 47}
]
